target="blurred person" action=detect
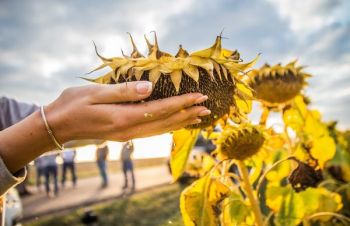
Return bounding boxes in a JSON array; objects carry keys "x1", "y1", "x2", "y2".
[
  {"x1": 42, "y1": 153, "x2": 59, "y2": 197},
  {"x1": 0, "y1": 80, "x2": 209, "y2": 224},
  {"x1": 34, "y1": 156, "x2": 45, "y2": 191},
  {"x1": 96, "y1": 143, "x2": 109, "y2": 188},
  {"x1": 120, "y1": 140, "x2": 135, "y2": 191},
  {"x1": 61, "y1": 148, "x2": 77, "y2": 188}
]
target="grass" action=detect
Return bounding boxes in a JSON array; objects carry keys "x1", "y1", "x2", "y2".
[{"x1": 25, "y1": 184, "x2": 184, "y2": 226}]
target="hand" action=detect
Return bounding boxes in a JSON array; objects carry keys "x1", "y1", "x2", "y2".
[{"x1": 46, "y1": 81, "x2": 210, "y2": 143}]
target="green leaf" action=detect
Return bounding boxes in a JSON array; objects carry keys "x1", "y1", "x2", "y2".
[
  {"x1": 223, "y1": 192, "x2": 253, "y2": 225},
  {"x1": 266, "y1": 185, "x2": 343, "y2": 225},
  {"x1": 180, "y1": 174, "x2": 231, "y2": 226},
  {"x1": 266, "y1": 185, "x2": 304, "y2": 226},
  {"x1": 299, "y1": 187, "x2": 343, "y2": 222},
  {"x1": 265, "y1": 150, "x2": 291, "y2": 184},
  {"x1": 170, "y1": 129, "x2": 200, "y2": 181},
  {"x1": 274, "y1": 190, "x2": 304, "y2": 226}
]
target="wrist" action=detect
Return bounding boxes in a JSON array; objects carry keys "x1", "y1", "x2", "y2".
[
  {"x1": 0, "y1": 110, "x2": 54, "y2": 173},
  {"x1": 40, "y1": 106, "x2": 65, "y2": 150},
  {"x1": 44, "y1": 102, "x2": 73, "y2": 144}
]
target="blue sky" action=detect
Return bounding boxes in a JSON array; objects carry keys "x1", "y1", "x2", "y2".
[{"x1": 1, "y1": 0, "x2": 349, "y2": 128}]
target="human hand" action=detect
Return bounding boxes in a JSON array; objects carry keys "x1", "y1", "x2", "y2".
[{"x1": 45, "y1": 81, "x2": 210, "y2": 143}]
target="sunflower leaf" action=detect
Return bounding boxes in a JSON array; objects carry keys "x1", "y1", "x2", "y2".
[{"x1": 170, "y1": 129, "x2": 200, "y2": 181}]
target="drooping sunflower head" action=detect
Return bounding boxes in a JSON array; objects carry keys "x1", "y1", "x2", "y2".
[
  {"x1": 85, "y1": 32, "x2": 259, "y2": 129},
  {"x1": 215, "y1": 124, "x2": 265, "y2": 160},
  {"x1": 248, "y1": 61, "x2": 311, "y2": 106},
  {"x1": 288, "y1": 160, "x2": 323, "y2": 192}
]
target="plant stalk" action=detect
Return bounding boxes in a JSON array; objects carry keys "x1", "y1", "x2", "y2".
[
  {"x1": 259, "y1": 106, "x2": 269, "y2": 126},
  {"x1": 283, "y1": 126, "x2": 297, "y2": 169},
  {"x1": 237, "y1": 160, "x2": 264, "y2": 226}
]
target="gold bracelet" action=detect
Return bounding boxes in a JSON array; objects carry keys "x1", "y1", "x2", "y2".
[{"x1": 40, "y1": 106, "x2": 64, "y2": 151}]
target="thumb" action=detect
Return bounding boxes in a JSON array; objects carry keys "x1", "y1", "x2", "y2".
[{"x1": 91, "y1": 81, "x2": 153, "y2": 104}]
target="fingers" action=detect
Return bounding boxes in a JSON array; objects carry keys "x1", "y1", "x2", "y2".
[
  {"x1": 116, "y1": 105, "x2": 211, "y2": 140},
  {"x1": 89, "y1": 81, "x2": 153, "y2": 104},
  {"x1": 120, "y1": 93, "x2": 209, "y2": 125}
]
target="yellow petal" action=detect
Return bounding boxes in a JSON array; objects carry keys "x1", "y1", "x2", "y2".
[
  {"x1": 81, "y1": 71, "x2": 114, "y2": 84},
  {"x1": 190, "y1": 36, "x2": 222, "y2": 59},
  {"x1": 212, "y1": 61, "x2": 222, "y2": 81},
  {"x1": 134, "y1": 69, "x2": 143, "y2": 80},
  {"x1": 225, "y1": 53, "x2": 260, "y2": 75},
  {"x1": 160, "y1": 58, "x2": 187, "y2": 73},
  {"x1": 176, "y1": 45, "x2": 189, "y2": 57},
  {"x1": 149, "y1": 67, "x2": 162, "y2": 85},
  {"x1": 190, "y1": 57, "x2": 214, "y2": 79},
  {"x1": 133, "y1": 62, "x2": 158, "y2": 71},
  {"x1": 221, "y1": 65, "x2": 228, "y2": 80},
  {"x1": 183, "y1": 64, "x2": 199, "y2": 83},
  {"x1": 127, "y1": 32, "x2": 143, "y2": 58},
  {"x1": 118, "y1": 62, "x2": 134, "y2": 76},
  {"x1": 170, "y1": 70, "x2": 182, "y2": 93},
  {"x1": 92, "y1": 41, "x2": 112, "y2": 64}
]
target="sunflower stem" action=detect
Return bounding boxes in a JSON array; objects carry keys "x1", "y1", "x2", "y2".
[
  {"x1": 259, "y1": 106, "x2": 269, "y2": 126},
  {"x1": 284, "y1": 125, "x2": 297, "y2": 169},
  {"x1": 256, "y1": 156, "x2": 297, "y2": 197},
  {"x1": 220, "y1": 160, "x2": 228, "y2": 184},
  {"x1": 220, "y1": 161, "x2": 227, "y2": 225},
  {"x1": 237, "y1": 160, "x2": 264, "y2": 226}
]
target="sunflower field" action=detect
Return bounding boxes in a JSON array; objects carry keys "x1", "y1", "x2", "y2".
[{"x1": 88, "y1": 33, "x2": 350, "y2": 226}]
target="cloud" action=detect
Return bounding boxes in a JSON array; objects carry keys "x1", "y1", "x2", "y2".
[
  {"x1": 266, "y1": 0, "x2": 349, "y2": 35},
  {"x1": 0, "y1": 0, "x2": 349, "y2": 127},
  {"x1": 0, "y1": 0, "x2": 197, "y2": 103}
]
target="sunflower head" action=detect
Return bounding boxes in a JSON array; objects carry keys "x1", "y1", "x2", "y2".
[
  {"x1": 248, "y1": 61, "x2": 310, "y2": 106},
  {"x1": 288, "y1": 160, "x2": 323, "y2": 192},
  {"x1": 84, "y1": 32, "x2": 259, "y2": 129},
  {"x1": 216, "y1": 124, "x2": 265, "y2": 160}
]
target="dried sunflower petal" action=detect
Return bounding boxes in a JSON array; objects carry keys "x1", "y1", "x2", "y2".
[{"x1": 85, "y1": 33, "x2": 258, "y2": 129}]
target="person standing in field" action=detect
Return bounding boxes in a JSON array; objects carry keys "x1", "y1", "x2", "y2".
[
  {"x1": 61, "y1": 148, "x2": 77, "y2": 188},
  {"x1": 96, "y1": 143, "x2": 109, "y2": 188},
  {"x1": 42, "y1": 153, "x2": 59, "y2": 197},
  {"x1": 120, "y1": 140, "x2": 135, "y2": 191}
]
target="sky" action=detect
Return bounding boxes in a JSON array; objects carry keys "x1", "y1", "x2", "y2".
[{"x1": 0, "y1": 0, "x2": 349, "y2": 160}]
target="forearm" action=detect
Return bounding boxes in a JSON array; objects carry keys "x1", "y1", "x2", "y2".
[
  {"x1": 0, "y1": 110, "x2": 56, "y2": 173},
  {"x1": 0, "y1": 82, "x2": 209, "y2": 174}
]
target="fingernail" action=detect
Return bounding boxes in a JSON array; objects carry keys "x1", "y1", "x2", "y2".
[
  {"x1": 190, "y1": 118, "x2": 202, "y2": 125},
  {"x1": 198, "y1": 109, "x2": 211, "y2": 116},
  {"x1": 194, "y1": 95, "x2": 208, "y2": 104},
  {"x1": 136, "y1": 81, "x2": 152, "y2": 94}
]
